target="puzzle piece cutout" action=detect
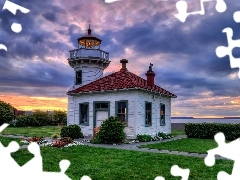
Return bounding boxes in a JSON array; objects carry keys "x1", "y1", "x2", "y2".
[
  {"x1": 175, "y1": 0, "x2": 227, "y2": 22},
  {"x1": 215, "y1": 11, "x2": 240, "y2": 78},
  {"x1": 205, "y1": 132, "x2": 240, "y2": 180},
  {"x1": 0, "y1": 123, "x2": 92, "y2": 180},
  {"x1": 1, "y1": 0, "x2": 30, "y2": 51},
  {"x1": 154, "y1": 165, "x2": 190, "y2": 180},
  {"x1": 105, "y1": 0, "x2": 121, "y2": 3}
]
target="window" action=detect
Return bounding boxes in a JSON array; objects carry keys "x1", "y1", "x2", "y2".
[
  {"x1": 160, "y1": 103, "x2": 165, "y2": 126},
  {"x1": 145, "y1": 102, "x2": 152, "y2": 126},
  {"x1": 75, "y1": 70, "x2": 82, "y2": 85},
  {"x1": 95, "y1": 103, "x2": 109, "y2": 109},
  {"x1": 115, "y1": 101, "x2": 128, "y2": 126},
  {"x1": 79, "y1": 103, "x2": 89, "y2": 125}
]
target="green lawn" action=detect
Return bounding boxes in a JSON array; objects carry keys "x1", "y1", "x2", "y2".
[
  {"x1": 11, "y1": 145, "x2": 232, "y2": 180},
  {"x1": 1, "y1": 126, "x2": 61, "y2": 137},
  {"x1": 0, "y1": 136, "x2": 25, "y2": 146},
  {"x1": 139, "y1": 138, "x2": 218, "y2": 154},
  {"x1": 171, "y1": 130, "x2": 185, "y2": 136}
]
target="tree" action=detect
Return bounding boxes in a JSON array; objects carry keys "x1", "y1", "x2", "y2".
[
  {"x1": 52, "y1": 110, "x2": 67, "y2": 125},
  {"x1": 0, "y1": 101, "x2": 14, "y2": 125}
]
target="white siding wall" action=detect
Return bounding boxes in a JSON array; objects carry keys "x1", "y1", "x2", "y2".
[
  {"x1": 67, "y1": 90, "x2": 172, "y2": 137},
  {"x1": 67, "y1": 96, "x2": 74, "y2": 125},
  {"x1": 67, "y1": 91, "x2": 137, "y2": 137},
  {"x1": 135, "y1": 91, "x2": 171, "y2": 136},
  {"x1": 69, "y1": 64, "x2": 104, "y2": 91}
]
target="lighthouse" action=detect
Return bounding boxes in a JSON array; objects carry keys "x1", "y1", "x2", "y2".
[{"x1": 67, "y1": 25, "x2": 110, "y2": 91}]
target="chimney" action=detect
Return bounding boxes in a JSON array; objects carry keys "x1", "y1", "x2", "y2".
[
  {"x1": 145, "y1": 63, "x2": 155, "y2": 87},
  {"x1": 120, "y1": 59, "x2": 128, "y2": 71}
]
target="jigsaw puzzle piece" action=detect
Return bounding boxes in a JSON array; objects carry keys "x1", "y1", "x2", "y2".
[
  {"x1": 171, "y1": 165, "x2": 190, "y2": 180},
  {"x1": 215, "y1": 27, "x2": 240, "y2": 77},
  {"x1": 205, "y1": 132, "x2": 240, "y2": 163},
  {"x1": 215, "y1": 0, "x2": 227, "y2": 13},
  {"x1": 154, "y1": 176, "x2": 165, "y2": 180},
  {"x1": 0, "y1": 141, "x2": 21, "y2": 176},
  {"x1": 21, "y1": 142, "x2": 42, "y2": 173},
  {"x1": 175, "y1": 1, "x2": 188, "y2": 23},
  {"x1": 233, "y1": 11, "x2": 240, "y2": 23}
]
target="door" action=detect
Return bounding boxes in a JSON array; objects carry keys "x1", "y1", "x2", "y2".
[{"x1": 96, "y1": 111, "x2": 108, "y2": 127}]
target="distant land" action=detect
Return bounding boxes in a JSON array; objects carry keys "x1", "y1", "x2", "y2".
[{"x1": 172, "y1": 117, "x2": 240, "y2": 119}]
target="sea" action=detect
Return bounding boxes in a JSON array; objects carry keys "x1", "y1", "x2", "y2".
[{"x1": 171, "y1": 118, "x2": 240, "y2": 124}]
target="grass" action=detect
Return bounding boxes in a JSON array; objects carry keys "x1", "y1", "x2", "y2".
[
  {"x1": 11, "y1": 145, "x2": 232, "y2": 180},
  {"x1": 139, "y1": 138, "x2": 218, "y2": 154},
  {"x1": 1, "y1": 126, "x2": 61, "y2": 137},
  {"x1": 0, "y1": 136, "x2": 25, "y2": 146},
  {"x1": 171, "y1": 130, "x2": 185, "y2": 136}
]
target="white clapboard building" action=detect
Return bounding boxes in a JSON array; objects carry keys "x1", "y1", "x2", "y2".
[{"x1": 67, "y1": 25, "x2": 177, "y2": 138}]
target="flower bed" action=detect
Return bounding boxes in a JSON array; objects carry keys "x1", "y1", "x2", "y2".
[
  {"x1": 21, "y1": 136, "x2": 84, "y2": 148},
  {"x1": 46, "y1": 137, "x2": 84, "y2": 148},
  {"x1": 21, "y1": 136, "x2": 48, "y2": 145}
]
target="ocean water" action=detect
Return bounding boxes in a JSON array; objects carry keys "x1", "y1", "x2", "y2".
[{"x1": 171, "y1": 118, "x2": 240, "y2": 124}]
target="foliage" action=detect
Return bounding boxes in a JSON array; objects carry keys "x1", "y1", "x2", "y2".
[
  {"x1": 51, "y1": 133, "x2": 60, "y2": 139},
  {"x1": 98, "y1": 116, "x2": 125, "y2": 144},
  {"x1": 90, "y1": 133, "x2": 102, "y2": 144},
  {"x1": 157, "y1": 132, "x2": 173, "y2": 139},
  {"x1": 60, "y1": 125, "x2": 83, "y2": 139},
  {"x1": 185, "y1": 123, "x2": 240, "y2": 141},
  {"x1": 137, "y1": 132, "x2": 173, "y2": 142},
  {"x1": 32, "y1": 110, "x2": 51, "y2": 126},
  {"x1": 51, "y1": 110, "x2": 67, "y2": 126},
  {"x1": 15, "y1": 114, "x2": 39, "y2": 127},
  {"x1": 137, "y1": 134, "x2": 152, "y2": 142},
  {"x1": 52, "y1": 137, "x2": 73, "y2": 148},
  {"x1": 0, "y1": 100, "x2": 14, "y2": 125}
]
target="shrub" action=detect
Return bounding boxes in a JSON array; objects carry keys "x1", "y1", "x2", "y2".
[
  {"x1": 0, "y1": 101, "x2": 14, "y2": 125},
  {"x1": 60, "y1": 125, "x2": 83, "y2": 139},
  {"x1": 32, "y1": 110, "x2": 51, "y2": 126},
  {"x1": 15, "y1": 114, "x2": 39, "y2": 127},
  {"x1": 90, "y1": 133, "x2": 102, "y2": 144},
  {"x1": 52, "y1": 110, "x2": 67, "y2": 126},
  {"x1": 157, "y1": 132, "x2": 173, "y2": 139},
  {"x1": 98, "y1": 116, "x2": 125, "y2": 144},
  {"x1": 51, "y1": 133, "x2": 60, "y2": 139},
  {"x1": 185, "y1": 123, "x2": 240, "y2": 141},
  {"x1": 137, "y1": 134, "x2": 152, "y2": 142}
]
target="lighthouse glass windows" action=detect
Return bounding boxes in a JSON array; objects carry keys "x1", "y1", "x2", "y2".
[
  {"x1": 75, "y1": 70, "x2": 82, "y2": 85},
  {"x1": 79, "y1": 103, "x2": 89, "y2": 125},
  {"x1": 115, "y1": 101, "x2": 128, "y2": 126},
  {"x1": 160, "y1": 103, "x2": 165, "y2": 126},
  {"x1": 145, "y1": 102, "x2": 152, "y2": 126}
]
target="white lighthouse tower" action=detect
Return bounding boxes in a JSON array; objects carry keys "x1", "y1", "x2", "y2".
[{"x1": 68, "y1": 25, "x2": 110, "y2": 91}]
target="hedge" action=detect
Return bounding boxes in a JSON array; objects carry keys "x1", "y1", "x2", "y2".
[{"x1": 185, "y1": 123, "x2": 240, "y2": 141}]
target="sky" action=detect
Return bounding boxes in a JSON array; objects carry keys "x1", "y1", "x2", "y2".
[{"x1": 0, "y1": 0, "x2": 240, "y2": 118}]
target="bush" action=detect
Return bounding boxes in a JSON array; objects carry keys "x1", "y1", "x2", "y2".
[
  {"x1": 0, "y1": 101, "x2": 14, "y2": 125},
  {"x1": 157, "y1": 132, "x2": 173, "y2": 139},
  {"x1": 60, "y1": 125, "x2": 83, "y2": 139},
  {"x1": 15, "y1": 114, "x2": 39, "y2": 127},
  {"x1": 32, "y1": 110, "x2": 51, "y2": 126},
  {"x1": 137, "y1": 134, "x2": 152, "y2": 142},
  {"x1": 185, "y1": 123, "x2": 240, "y2": 141},
  {"x1": 90, "y1": 133, "x2": 102, "y2": 144},
  {"x1": 98, "y1": 116, "x2": 125, "y2": 144},
  {"x1": 51, "y1": 133, "x2": 60, "y2": 139},
  {"x1": 52, "y1": 110, "x2": 67, "y2": 126}
]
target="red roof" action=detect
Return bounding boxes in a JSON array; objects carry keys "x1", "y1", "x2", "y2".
[{"x1": 67, "y1": 69, "x2": 177, "y2": 98}]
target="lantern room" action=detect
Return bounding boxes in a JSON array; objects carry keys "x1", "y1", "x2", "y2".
[{"x1": 77, "y1": 25, "x2": 101, "y2": 49}]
